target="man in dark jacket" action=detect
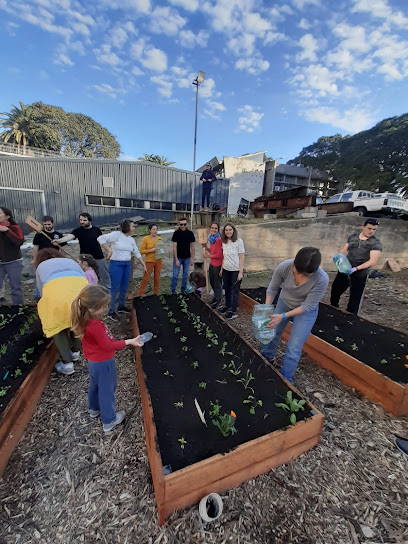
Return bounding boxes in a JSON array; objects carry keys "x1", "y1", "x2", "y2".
[
  {"x1": 200, "y1": 163, "x2": 216, "y2": 210},
  {"x1": 0, "y1": 207, "x2": 24, "y2": 305}
]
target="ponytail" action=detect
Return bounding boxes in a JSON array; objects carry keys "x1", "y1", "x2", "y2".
[{"x1": 71, "y1": 285, "x2": 111, "y2": 339}]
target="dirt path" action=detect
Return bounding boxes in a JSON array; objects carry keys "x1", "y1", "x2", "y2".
[{"x1": 0, "y1": 271, "x2": 407, "y2": 543}]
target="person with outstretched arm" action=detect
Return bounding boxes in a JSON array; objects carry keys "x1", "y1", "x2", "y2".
[
  {"x1": 330, "y1": 218, "x2": 382, "y2": 314},
  {"x1": 261, "y1": 247, "x2": 329, "y2": 383}
]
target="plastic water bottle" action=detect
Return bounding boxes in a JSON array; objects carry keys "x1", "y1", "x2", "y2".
[
  {"x1": 185, "y1": 282, "x2": 195, "y2": 294},
  {"x1": 333, "y1": 253, "x2": 352, "y2": 274},
  {"x1": 252, "y1": 305, "x2": 276, "y2": 346},
  {"x1": 138, "y1": 332, "x2": 153, "y2": 343},
  {"x1": 155, "y1": 239, "x2": 165, "y2": 259}
]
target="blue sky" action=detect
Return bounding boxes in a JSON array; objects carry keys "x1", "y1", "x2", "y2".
[{"x1": 1, "y1": 0, "x2": 407, "y2": 170}]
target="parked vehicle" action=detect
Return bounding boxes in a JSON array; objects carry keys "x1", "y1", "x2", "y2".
[{"x1": 325, "y1": 190, "x2": 406, "y2": 217}]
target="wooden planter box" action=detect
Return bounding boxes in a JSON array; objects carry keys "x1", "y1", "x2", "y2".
[
  {"x1": 132, "y1": 306, "x2": 324, "y2": 525},
  {"x1": 0, "y1": 341, "x2": 58, "y2": 477},
  {"x1": 239, "y1": 292, "x2": 408, "y2": 417}
]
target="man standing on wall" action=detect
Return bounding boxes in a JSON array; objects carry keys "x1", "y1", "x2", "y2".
[
  {"x1": 54, "y1": 213, "x2": 111, "y2": 289},
  {"x1": 200, "y1": 163, "x2": 217, "y2": 211},
  {"x1": 171, "y1": 218, "x2": 195, "y2": 294},
  {"x1": 330, "y1": 218, "x2": 382, "y2": 314}
]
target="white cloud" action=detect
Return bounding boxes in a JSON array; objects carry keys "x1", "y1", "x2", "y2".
[
  {"x1": 377, "y1": 63, "x2": 403, "y2": 81},
  {"x1": 297, "y1": 33, "x2": 319, "y2": 62},
  {"x1": 292, "y1": 0, "x2": 320, "y2": 8},
  {"x1": 94, "y1": 83, "x2": 127, "y2": 99},
  {"x1": 179, "y1": 29, "x2": 208, "y2": 48},
  {"x1": 140, "y1": 47, "x2": 168, "y2": 72},
  {"x1": 99, "y1": 0, "x2": 151, "y2": 13},
  {"x1": 235, "y1": 55, "x2": 270, "y2": 75},
  {"x1": 54, "y1": 52, "x2": 74, "y2": 66},
  {"x1": 204, "y1": 100, "x2": 226, "y2": 119},
  {"x1": 333, "y1": 23, "x2": 371, "y2": 53},
  {"x1": 303, "y1": 106, "x2": 375, "y2": 133},
  {"x1": 237, "y1": 105, "x2": 264, "y2": 133},
  {"x1": 110, "y1": 26, "x2": 129, "y2": 49},
  {"x1": 351, "y1": 0, "x2": 408, "y2": 28},
  {"x1": 94, "y1": 44, "x2": 123, "y2": 67},
  {"x1": 151, "y1": 75, "x2": 173, "y2": 98},
  {"x1": 298, "y1": 18, "x2": 311, "y2": 30},
  {"x1": 149, "y1": 6, "x2": 186, "y2": 36},
  {"x1": 199, "y1": 78, "x2": 218, "y2": 98},
  {"x1": 291, "y1": 64, "x2": 338, "y2": 96},
  {"x1": 168, "y1": 0, "x2": 199, "y2": 11},
  {"x1": 132, "y1": 65, "x2": 144, "y2": 76}
]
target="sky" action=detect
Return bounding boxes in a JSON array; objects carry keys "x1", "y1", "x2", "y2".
[{"x1": 1, "y1": 0, "x2": 408, "y2": 170}]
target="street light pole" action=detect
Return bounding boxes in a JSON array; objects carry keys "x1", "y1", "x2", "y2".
[{"x1": 190, "y1": 71, "x2": 205, "y2": 230}]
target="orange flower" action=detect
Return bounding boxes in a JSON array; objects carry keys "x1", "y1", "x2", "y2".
[
  {"x1": 230, "y1": 410, "x2": 236, "y2": 418},
  {"x1": 406, "y1": 355, "x2": 408, "y2": 360},
  {"x1": 405, "y1": 364, "x2": 408, "y2": 369}
]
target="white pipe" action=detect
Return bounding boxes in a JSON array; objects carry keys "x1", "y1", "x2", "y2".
[{"x1": 0, "y1": 186, "x2": 47, "y2": 215}]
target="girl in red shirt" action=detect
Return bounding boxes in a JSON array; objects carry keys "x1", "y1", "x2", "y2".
[
  {"x1": 71, "y1": 285, "x2": 143, "y2": 433},
  {"x1": 203, "y1": 222, "x2": 223, "y2": 309}
]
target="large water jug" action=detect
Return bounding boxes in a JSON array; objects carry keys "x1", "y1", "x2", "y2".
[
  {"x1": 139, "y1": 332, "x2": 153, "y2": 343},
  {"x1": 185, "y1": 282, "x2": 195, "y2": 294},
  {"x1": 252, "y1": 304, "x2": 276, "y2": 346},
  {"x1": 155, "y1": 239, "x2": 165, "y2": 259},
  {"x1": 333, "y1": 253, "x2": 352, "y2": 274}
]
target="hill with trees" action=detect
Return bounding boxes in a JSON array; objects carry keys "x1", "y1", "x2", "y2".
[
  {"x1": 291, "y1": 113, "x2": 408, "y2": 194},
  {"x1": 0, "y1": 101, "x2": 121, "y2": 159}
]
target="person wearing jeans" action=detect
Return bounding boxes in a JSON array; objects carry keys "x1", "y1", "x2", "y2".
[
  {"x1": 220, "y1": 223, "x2": 245, "y2": 320},
  {"x1": 260, "y1": 247, "x2": 329, "y2": 383},
  {"x1": 171, "y1": 218, "x2": 195, "y2": 294},
  {"x1": 203, "y1": 222, "x2": 223, "y2": 309},
  {"x1": 0, "y1": 207, "x2": 24, "y2": 305},
  {"x1": 98, "y1": 220, "x2": 147, "y2": 320}
]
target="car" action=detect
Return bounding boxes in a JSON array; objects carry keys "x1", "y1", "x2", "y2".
[{"x1": 325, "y1": 190, "x2": 406, "y2": 217}]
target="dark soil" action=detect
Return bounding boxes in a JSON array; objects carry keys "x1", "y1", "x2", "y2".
[
  {"x1": 134, "y1": 294, "x2": 313, "y2": 472},
  {"x1": 0, "y1": 306, "x2": 47, "y2": 415},
  {"x1": 240, "y1": 288, "x2": 408, "y2": 384}
]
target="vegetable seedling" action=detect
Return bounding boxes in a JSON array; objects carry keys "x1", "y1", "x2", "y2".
[
  {"x1": 380, "y1": 359, "x2": 388, "y2": 364},
  {"x1": 275, "y1": 391, "x2": 305, "y2": 425},
  {"x1": 212, "y1": 411, "x2": 237, "y2": 437},
  {"x1": 174, "y1": 401, "x2": 184, "y2": 409},
  {"x1": 191, "y1": 361, "x2": 199, "y2": 369},
  {"x1": 13, "y1": 368, "x2": 22, "y2": 378},
  {"x1": 178, "y1": 437, "x2": 187, "y2": 449},
  {"x1": 174, "y1": 327, "x2": 181, "y2": 334},
  {"x1": 351, "y1": 343, "x2": 358, "y2": 351},
  {"x1": 156, "y1": 347, "x2": 163, "y2": 354},
  {"x1": 180, "y1": 336, "x2": 187, "y2": 343},
  {"x1": 209, "y1": 400, "x2": 221, "y2": 418},
  {"x1": 335, "y1": 337, "x2": 344, "y2": 343},
  {"x1": 237, "y1": 370, "x2": 255, "y2": 391},
  {"x1": 0, "y1": 386, "x2": 10, "y2": 397},
  {"x1": 198, "y1": 382, "x2": 207, "y2": 389},
  {"x1": 243, "y1": 395, "x2": 263, "y2": 414},
  {"x1": 228, "y1": 361, "x2": 242, "y2": 376},
  {"x1": 219, "y1": 342, "x2": 233, "y2": 356}
]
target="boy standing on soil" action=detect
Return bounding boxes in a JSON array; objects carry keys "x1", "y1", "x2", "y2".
[{"x1": 330, "y1": 219, "x2": 382, "y2": 314}]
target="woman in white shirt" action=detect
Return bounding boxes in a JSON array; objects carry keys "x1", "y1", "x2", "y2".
[
  {"x1": 98, "y1": 220, "x2": 147, "y2": 320},
  {"x1": 220, "y1": 223, "x2": 245, "y2": 320}
]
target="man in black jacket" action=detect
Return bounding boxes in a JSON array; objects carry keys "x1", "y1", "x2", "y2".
[{"x1": 200, "y1": 163, "x2": 216, "y2": 211}]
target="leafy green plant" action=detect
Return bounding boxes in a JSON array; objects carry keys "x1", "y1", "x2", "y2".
[
  {"x1": 26, "y1": 347, "x2": 35, "y2": 355},
  {"x1": 174, "y1": 401, "x2": 184, "y2": 409},
  {"x1": 181, "y1": 346, "x2": 189, "y2": 353},
  {"x1": 180, "y1": 336, "x2": 187, "y2": 343},
  {"x1": 380, "y1": 359, "x2": 388, "y2": 364},
  {"x1": 243, "y1": 395, "x2": 263, "y2": 414},
  {"x1": 37, "y1": 339, "x2": 44, "y2": 345},
  {"x1": 228, "y1": 360, "x2": 242, "y2": 376},
  {"x1": 212, "y1": 411, "x2": 237, "y2": 437},
  {"x1": 209, "y1": 400, "x2": 221, "y2": 418},
  {"x1": 167, "y1": 311, "x2": 173, "y2": 317},
  {"x1": 20, "y1": 353, "x2": 31, "y2": 364},
  {"x1": 169, "y1": 318, "x2": 177, "y2": 324},
  {"x1": 178, "y1": 437, "x2": 187, "y2": 449},
  {"x1": 0, "y1": 386, "x2": 10, "y2": 397},
  {"x1": 155, "y1": 347, "x2": 163, "y2": 354},
  {"x1": 13, "y1": 368, "x2": 22, "y2": 378},
  {"x1": 219, "y1": 342, "x2": 233, "y2": 356},
  {"x1": 275, "y1": 391, "x2": 306, "y2": 425},
  {"x1": 0, "y1": 344, "x2": 7, "y2": 355},
  {"x1": 351, "y1": 343, "x2": 358, "y2": 351},
  {"x1": 237, "y1": 370, "x2": 255, "y2": 391},
  {"x1": 335, "y1": 337, "x2": 344, "y2": 343},
  {"x1": 191, "y1": 361, "x2": 199, "y2": 369},
  {"x1": 164, "y1": 370, "x2": 173, "y2": 376},
  {"x1": 199, "y1": 382, "x2": 207, "y2": 389},
  {"x1": 174, "y1": 327, "x2": 181, "y2": 334}
]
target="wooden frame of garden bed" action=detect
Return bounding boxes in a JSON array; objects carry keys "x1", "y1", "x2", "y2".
[
  {"x1": 239, "y1": 292, "x2": 408, "y2": 417},
  {"x1": 0, "y1": 341, "x2": 58, "y2": 478},
  {"x1": 132, "y1": 305, "x2": 324, "y2": 525}
]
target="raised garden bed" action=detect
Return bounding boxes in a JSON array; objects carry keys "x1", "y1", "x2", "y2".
[
  {"x1": 239, "y1": 289, "x2": 408, "y2": 416},
  {"x1": 133, "y1": 294, "x2": 324, "y2": 524},
  {"x1": 0, "y1": 305, "x2": 57, "y2": 477}
]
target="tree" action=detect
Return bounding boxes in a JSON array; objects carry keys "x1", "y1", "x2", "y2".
[
  {"x1": 138, "y1": 153, "x2": 175, "y2": 166},
  {"x1": 0, "y1": 101, "x2": 36, "y2": 150},
  {"x1": 0, "y1": 101, "x2": 121, "y2": 159}
]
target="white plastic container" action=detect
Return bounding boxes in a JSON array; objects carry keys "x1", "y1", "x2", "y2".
[
  {"x1": 252, "y1": 304, "x2": 276, "y2": 345},
  {"x1": 199, "y1": 493, "x2": 223, "y2": 522}
]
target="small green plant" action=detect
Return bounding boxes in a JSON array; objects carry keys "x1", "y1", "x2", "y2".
[
  {"x1": 13, "y1": 368, "x2": 22, "y2": 378},
  {"x1": 20, "y1": 353, "x2": 30, "y2": 364},
  {"x1": 380, "y1": 359, "x2": 388, "y2": 364},
  {"x1": 209, "y1": 400, "x2": 221, "y2": 418},
  {"x1": 334, "y1": 325, "x2": 340, "y2": 331},
  {"x1": 335, "y1": 337, "x2": 344, "y2": 344},
  {"x1": 199, "y1": 382, "x2": 207, "y2": 389},
  {"x1": 243, "y1": 395, "x2": 263, "y2": 414},
  {"x1": 164, "y1": 370, "x2": 173, "y2": 376},
  {"x1": 25, "y1": 347, "x2": 35, "y2": 355},
  {"x1": 155, "y1": 347, "x2": 163, "y2": 354},
  {"x1": 163, "y1": 306, "x2": 169, "y2": 311},
  {"x1": 169, "y1": 318, "x2": 177, "y2": 324},
  {"x1": 228, "y1": 360, "x2": 242, "y2": 376},
  {"x1": 37, "y1": 339, "x2": 44, "y2": 345},
  {"x1": 167, "y1": 311, "x2": 173, "y2": 317},
  {"x1": 0, "y1": 386, "x2": 10, "y2": 397},
  {"x1": 178, "y1": 437, "x2": 187, "y2": 449},
  {"x1": 212, "y1": 411, "x2": 237, "y2": 437},
  {"x1": 237, "y1": 369, "x2": 255, "y2": 391},
  {"x1": 181, "y1": 346, "x2": 188, "y2": 353},
  {"x1": 174, "y1": 327, "x2": 181, "y2": 334},
  {"x1": 351, "y1": 343, "x2": 358, "y2": 351},
  {"x1": 174, "y1": 401, "x2": 184, "y2": 409},
  {"x1": 275, "y1": 391, "x2": 306, "y2": 425},
  {"x1": 180, "y1": 336, "x2": 187, "y2": 343},
  {"x1": 219, "y1": 342, "x2": 233, "y2": 356},
  {"x1": 191, "y1": 361, "x2": 199, "y2": 369},
  {"x1": 0, "y1": 344, "x2": 7, "y2": 355}
]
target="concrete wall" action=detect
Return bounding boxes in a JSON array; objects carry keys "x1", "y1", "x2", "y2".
[
  {"x1": 224, "y1": 156, "x2": 265, "y2": 215},
  {"x1": 235, "y1": 215, "x2": 408, "y2": 272}
]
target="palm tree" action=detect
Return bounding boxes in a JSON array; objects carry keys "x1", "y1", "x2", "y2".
[
  {"x1": 138, "y1": 153, "x2": 175, "y2": 166},
  {"x1": 0, "y1": 101, "x2": 34, "y2": 151}
]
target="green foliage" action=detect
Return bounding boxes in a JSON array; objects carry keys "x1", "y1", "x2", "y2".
[
  {"x1": 174, "y1": 401, "x2": 184, "y2": 409},
  {"x1": 237, "y1": 369, "x2": 255, "y2": 390},
  {"x1": 212, "y1": 412, "x2": 237, "y2": 437},
  {"x1": 198, "y1": 381, "x2": 207, "y2": 389},
  {"x1": 191, "y1": 361, "x2": 199, "y2": 369},
  {"x1": 138, "y1": 154, "x2": 175, "y2": 166},
  {"x1": 291, "y1": 114, "x2": 408, "y2": 194},
  {"x1": 0, "y1": 101, "x2": 121, "y2": 158},
  {"x1": 209, "y1": 400, "x2": 221, "y2": 418},
  {"x1": 275, "y1": 391, "x2": 306, "y2": 425},
  {"x1": 0, "y1": 386, "x2": 10, "y2": 397},
  {"x1": 243, "y1": 395, "x2": 263, "y2": 414},
  {"x1": 13, "y1": 368, "x2": 22, "y2": 378},
  {"x1": 178, "y1": 437, "x2": 187, "y2": 449},
  {"x1": 335, "y1": 337, "x2": 344, "y2": 343}
]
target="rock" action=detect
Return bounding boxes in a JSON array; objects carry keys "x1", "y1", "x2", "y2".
[{"x1": 360, "y1": 525, "x2": 375, "y2": 538}]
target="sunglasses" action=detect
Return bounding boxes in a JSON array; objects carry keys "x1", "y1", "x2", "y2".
[{"x1": 179, "y1": 223, "x2": 187, "y2": 226}]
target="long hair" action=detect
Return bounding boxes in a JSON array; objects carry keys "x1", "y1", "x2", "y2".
[
  {"x1": 0, "y1": 207, "x2": 17, "y2": 226},
  {"x1": 221, "y1": 222, "x2": 238, "y2": 243},
  {"x1": 78, "y1": 253, "x2": 100, "y2": 279},
  {"x1": 35, "y1": 247, "x2": 63, "y2": 268},
  {"x1": 120, "y1": 220, "x2": 134, "y2": 233},
  {"x1": 71, "y1": 285, "x2": 111, "y2": 339}
]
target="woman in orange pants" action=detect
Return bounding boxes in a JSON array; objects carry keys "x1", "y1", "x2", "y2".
[{"x1": 137, "y1": 224, "x2": 163, "y2": 296}]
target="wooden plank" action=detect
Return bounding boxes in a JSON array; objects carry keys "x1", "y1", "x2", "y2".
[{"x1": 0, "y1": 341, "x2": 58, "y2": 477}]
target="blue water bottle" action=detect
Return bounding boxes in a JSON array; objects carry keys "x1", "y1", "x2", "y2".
[{"x1": 333, "y1": 253, "x2": 352, "y2": 274}]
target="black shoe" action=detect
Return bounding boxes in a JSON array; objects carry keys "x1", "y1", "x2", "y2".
[
  {"x1": 218, "y1": 306, "x2": 229, "y2": 314},
  {"x1": 225, "y1": 311, "x2": 238, "y2": 320},
  {"x1": 210, "y1": 300, "x2": 219, "y2": 309},
  {"x1": 108, "y1": 312, "x2": 120, "y2": 321},
  {"x1": 117, "y1": 306, "x2": 131, "y2": 313},
  {"x1": 395, "y1": 436, "x2": 408, "y2": 457}
]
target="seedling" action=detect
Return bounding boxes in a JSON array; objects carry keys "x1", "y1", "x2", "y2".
[
  {"x1": 351, "y1": 343, "x2": 358, "y2": 351},
  {"x1": 164, "y1": 370, "x2": 173, "y2": 376},
  {"x1": 167, "y1": 311, "x2": 173, "y2": 317},
  {"x1": 174, "y1": 327, "x2": 181, "y2": 334},
  {"x1": 0, "y1": 344, "x2": 7, "y2": 355},
  {"x1": 380, "y1": 359, "x2": 388, "y2": 364},
  {"x1": 237, "y1": 369, "x2": 255, "y2": 391},
  {"x1": 37, "y1": 339, "x2": 44, "y2": 345},
  {"x1": 170, "y1": 318, "x2": 177, "y2": 324},
  {"x1": 155, "y1": 347, "x2": 163, "y2": 354},
  {"x1": 181, "y1": 346, "x2": 189, "y2": 353},
  {"x1": 191, "y1": 361, "x2": 199, "y2": 369},
  {"x1": 0, "y1": 386, "x2": 10, "y2": 397},
  {"x1": 180, "y1": 336, "x2": 187, "y2": 343},
  {"x1": 20, "y1": 353, "x2": 30, "y2": 364},
  {"x1": 26, "y1": 347, "x2": 35, "y2": 355},
  {"x1": 335, "y1": 336, "x2": 344, "y2": 343},
  {"x1": 228, "y1": 360, "x2": 242, "y2": 376},
  {"x1": 178, "y1": 437, "x2": 187, "y2": 449},
  {"x1": 209, "y1": 400, "x2": 221, "y2": 418},
  {"x1": 243, "y1": 395, "x2": 263, "y2": 414},
  {"x1": 199, "y1": 382, "x2": 207, "y2": 389},
  {"x1": 219, "y1": 342, "x2": 233, "y2": 356},
  {"x1": 212, "y1": 411, "x2": 237, "y2": 437},
  {"x1": 334, "y1": 325, "x2": 340, "y2": 331},
  {"x1": 13, "y1": 368, "x2": 22, "y2": 378},
  {"x1": 163, "y1": 306, "x2": 169, "y2": 311},
  {"x1": 174, "y1": 401, "x2": 184, "y2": 409},
  {"x1": 275, "y1": 391, "x2": 306, "y2": 425}
]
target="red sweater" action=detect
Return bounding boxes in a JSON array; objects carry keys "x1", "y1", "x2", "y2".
[
  {"x1": 82, "y1": 319, "x2": 126, "y2": 362},
  {"x1": 0, "y1": 222, "x2": 24, "y2": 262},
  {"x1": 209, "y1": 237, "x2": 223, "y2": 267}
]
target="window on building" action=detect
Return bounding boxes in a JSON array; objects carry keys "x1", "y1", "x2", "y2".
[
  {"x1": 150, "y1": 201, "x2": 161, "y2": 209},
  {"x1": 119, "y1": 198, "x2": 132, "y2": 207},
  {"x1": 176, "y1": 203, "x2": 188, "y2": 211},
  {"x1": 101, "y1": 196, "x2": 115, "y2": 206},
  {"x1": 133, "y1": 199, "x2": 145, "y2": 208},
  {"x1": 87, "y1": 195, "x2": 102, "y2": 205},
  {"x1": 162, "y1": 201, "x2": 173, "y2": 210}
]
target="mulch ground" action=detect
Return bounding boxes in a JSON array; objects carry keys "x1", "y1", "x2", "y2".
[{"x1": 0, "y1": 271, "x2": 407, "y2": 543}]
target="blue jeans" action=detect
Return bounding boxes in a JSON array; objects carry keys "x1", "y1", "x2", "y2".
[
  {"x1": 202, "y1": 183, "x2": 212, "y2": 207},
  {"x1": 0, "y1": 260, "x2": 23, "y2": 305},
  {"x1": 171, "y1": 257, "x2": 190, "y2": 293},
  {"x1": 260, "y1": 297, "x2": 318, "y2": 383},
  {"x1": 109, "y1": 260, "x2": 131, "y2": 313},
  {"x1": 88, "y1": 358, "x2": 117, "y2": 425}
]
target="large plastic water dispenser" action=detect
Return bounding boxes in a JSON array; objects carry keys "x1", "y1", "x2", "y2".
[{"x1": 252, "y1": 304, "x2": 276, "y2": 345}]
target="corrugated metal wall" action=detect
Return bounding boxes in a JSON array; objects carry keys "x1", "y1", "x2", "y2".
[{"x1": 0, "y1": 157, "x2": 230, "y2": 230}]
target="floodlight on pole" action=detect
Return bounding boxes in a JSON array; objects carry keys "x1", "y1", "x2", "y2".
[{"x1": 190, "y1": 71, "x2": 206, "y2": 230}]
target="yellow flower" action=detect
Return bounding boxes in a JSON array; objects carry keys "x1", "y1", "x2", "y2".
[{"x1": 230, "y1": 410, "x2": 236, "y2": 418}]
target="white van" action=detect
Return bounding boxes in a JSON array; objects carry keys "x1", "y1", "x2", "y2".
[{"x1": 325, "y1": 190, "x2": 406, "y2": 217}]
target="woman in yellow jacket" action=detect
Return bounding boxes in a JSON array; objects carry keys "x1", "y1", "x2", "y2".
[{"x1": 137, "y1": 223, "x2": 164, "y2": 296}]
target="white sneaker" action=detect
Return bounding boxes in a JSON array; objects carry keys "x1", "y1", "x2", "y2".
[
  {"x1": 55, "y1": 361, "x2": 75, "y2": 375},
  {"x1": 103, "y1": 410, "x2": 126, "y2": 433},
  {"x1": 71, "y1": 351, "x2": 80, "y2": 362},
  {"x1": 89, "y1": 409, "x2": 100, "y2": 418}
]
